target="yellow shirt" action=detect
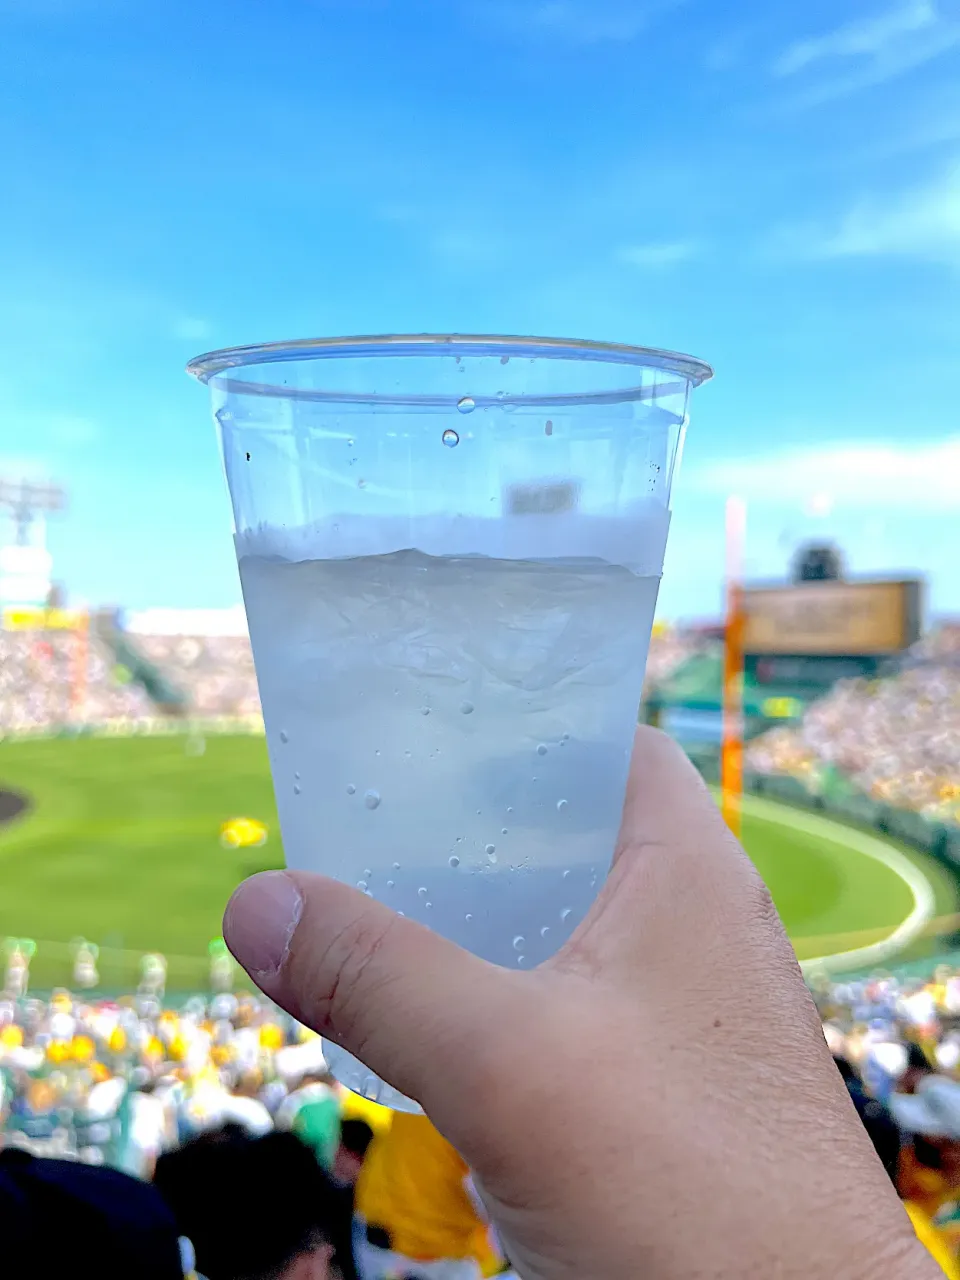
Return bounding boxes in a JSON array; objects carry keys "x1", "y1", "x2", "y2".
[
  {"x1": 906, "y1": 1202, "x2": 960, "y2": 1279},
  {"x1": 339, "y1": 1090, "x2": 394, "y2": 1135},
  {"x1": 356, "y1": 1113, "x2": 484, "y2": 1261}
]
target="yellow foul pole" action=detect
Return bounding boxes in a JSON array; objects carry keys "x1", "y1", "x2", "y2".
[{"x1": 721, "y1": 497, "x2": 745, "y2": 839}]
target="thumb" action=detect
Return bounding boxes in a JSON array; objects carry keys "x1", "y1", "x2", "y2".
[{"x1": 223, "y1": 870, "x2": 513, "y2": 1111}]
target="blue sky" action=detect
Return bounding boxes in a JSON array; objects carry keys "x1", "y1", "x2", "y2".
[{"x1": 1, "y1": 0, "x2": 958, "y2": 622}]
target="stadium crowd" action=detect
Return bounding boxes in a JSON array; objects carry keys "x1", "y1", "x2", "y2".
[
  {"x1": 0, "y1": 967, "x2": 505, "y2": 1280},
  {"x1": 746, "y1": 624, "x2": 960, "y2": 820},
  {"x1": 3, "y1": 953, "x2": 960, "y2": 1274},
  {"x1": 0, "y1": 630, "x2": 152, "y2": 735},
  {"x1": 0, "y1": 624, "x2": 698, "y2": 736},
  {"x1": 131, "y1": 634, "x2": 261, "y2": 721}
]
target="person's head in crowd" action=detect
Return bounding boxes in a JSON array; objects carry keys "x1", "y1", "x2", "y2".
[
  {"x1": 0, "y1": 1148, "x2": 183, "y2": 1280},
  {"x1": 154, "y1": 1124, "x2": 337, "y2": 1280},
  {"x1": 333, "y1": 1118, "x2": 374, "y2": 1185},
  {"x1": 899, "y1": 1042, "x2": 931, "y2": 1095},
  {"x1": 889, "y1": 1075, "x2": 960, "y2": 1208}
]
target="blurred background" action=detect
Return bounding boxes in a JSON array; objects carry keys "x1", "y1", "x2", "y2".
[{"x1": 1, "y1": 1, "x2": 960, "y2": 1276}]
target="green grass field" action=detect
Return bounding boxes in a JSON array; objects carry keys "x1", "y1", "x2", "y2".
[{"x1": 0, "y1": 734, "x2": 956, "y2": 986}]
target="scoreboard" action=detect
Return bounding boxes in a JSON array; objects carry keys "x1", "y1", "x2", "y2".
[{"x1": 742, "y1": 578, "x2": 922, "y2": 694}]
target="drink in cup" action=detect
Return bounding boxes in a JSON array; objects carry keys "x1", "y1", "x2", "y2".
[{"x1": 189, "y1": 335, "x2": 712, "y2": 1106}]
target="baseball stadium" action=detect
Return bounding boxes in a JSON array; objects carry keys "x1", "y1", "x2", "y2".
[{"x1": 3, "y1": 491, "x2": 960, "y2": 1272}]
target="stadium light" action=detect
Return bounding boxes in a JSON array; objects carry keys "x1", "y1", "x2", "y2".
[{"x1": 0, "y1": 478, "x2": 66, "y2": 546}]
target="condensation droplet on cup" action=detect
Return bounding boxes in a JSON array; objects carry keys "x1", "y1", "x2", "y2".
[
  {"x1": 448, "y1": 855, "x2": 460, "y2": 868},
  {"x1": 465, "y1": 913, "x2": 473, "y2": 922},
  {"x1": 517, "y1": 956, "x2": 526, "y2": 967},
  {"x1": 364, "y1": 868, "x2": 372, "y2": 878},
  {"x1": 279, "y1": 730, "x2": 289, "y2": 744},
  {"x1": 561, "y1": 732, "x2": 570, "y2": 742},
  {"x1": 393, "y1": 861, "x2": 401, "y2": 870},
  {"x1": 346, "y1": 437, "x2": 354, "y2": 447},
  {"x1": 386, "y1": 879, "x2": 395, "y2": 889},
  {"x1": 560, "y1": 907, "x2": 572, "y2": 921},
  {"x1": 556, "y1": 799, "x2": 568, "y2": 813},
  {"x1": 357, "y1": 478, "x2": 366, "y2": 488},
  {"x1": 456, "y1": 396, "x2": 475, "y2": 414},
  {"x1": 537, "y1": 744, "x2": 548, "y2": 756},
  {"x1": 425, "y1": 901, "x2": 433, "y2": 909},
  {"x1": 540, "y1": 925, "x2": 550, "y2": 937},
  {"x1": 545, "y1": 419, "x2": 553, "y2": 436},
  {"x1": 513, "y1": 936, "x2": 525, "y2": 951},
  {"x1": 420, "y1": 707, "x2": 431, "y2": 716},
  {"x1": 500, "y1": 354, "x2": 509, "y2": 365},
  {"x1": 418, "y1": 886, "x2": 428, "y2": 898},
  {"x1": 357, "y1": 880, "x2": 368, "y2": 891},
  {"x1": 562, "y1": 869, "x2": 571, "y2": 879},
  {"x1": 501, "y1": 827, "x2": 508, "y2": 835},
  {"x1": 485, "y1": 844, "x2": 496, "y2": 857},
  {"x1": 293, "y1": 784, "x2": 301, "y2": 795},
  {"x1": 364, "y1": 789, "x2": 381, "y2": 810},
  {"x1": 506, "y1": 806, "x2": 513, "y2": 814},
  {"x1": 459, "y1": 701, "x2": 474, "y2": 715},
  {"x1": 441, "y1": 429, "x2": 459, "y2": 448},
  {"x1": 346, "y1": 783, "x2": 356, "y2": 795},
  {"x1": 294, "y1": 771, "x2": 300, "y2": 781}
]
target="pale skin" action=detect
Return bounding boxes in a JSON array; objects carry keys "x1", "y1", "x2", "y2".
[{"x1": 224, "y1": 727, "x2": 939, "y2": 1280}]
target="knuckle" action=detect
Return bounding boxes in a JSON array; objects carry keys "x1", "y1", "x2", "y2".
[{"x1": 292, "y1": 908, "x2": 400, "y2": 1045}]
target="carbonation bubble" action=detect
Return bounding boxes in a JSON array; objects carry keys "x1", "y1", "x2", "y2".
[
  {"x1": 465, "y1": 913, "x2": 473, "y2": 922},
  {"x1": 456, "y1": 396, "x2": 475, "y2": 414},
  {"x1": 545, "y1": 419, "x2": 553, "y2": 436},
  {"x1": 513, "y1": 936, "x2": 525, "y2": 951},
  {"x1": 561, "y1": 732, "x2": 570, "y2": 742},
  {"x1": 357, "y1": 880, "x2": 368, "y2": 891},
  {"x1": 294, "y1": 772, "x2": 300, "y2": 781},
  {"x1": 560, "y1": 908, "x2": 572, "y2": 921},
  {"x1": 393, "y1": 861, "x2": 401, "y2": 870},
  {"x1": 459, "y1": 701, "x2": 474, "y2": 715},
  {"x1": 357, "y1": 478, "x2": 366, "y2": 488},
  {"x1": 293, "y1": 784, "x2": 301, "y2": 795},
  {"x1": 485, "y1": 844, "x2": 496, "y2": 856},
  {"x1": 386, "y1": 880, "x2": 395, "y2": 889},
  {"x1": 441, "y1": 429, "x2": 459, "y2": 448},
  {"x1": 364, "y1": 790, "x2": 381, "y2": 810},
  {"x1": 517, "y1": 956, "x2": 526, "y2": 967},
  {"x1": 425, "y1": 902, "x2": 433, "y2": 909},
  {"x1": 562, "y1": 869, "x2": 572, "y2": 879},
  {"x1": 279, "y1": 731, "x2": 289, "y2": 744},
  {"x1": 500, "y1": 354, "x2": 510, "y2": 365},
  {"x1": 418, "y1": 886, "x2": 428, "y2": 898},
  {"x1": 501, "y1": 827, "x2": 508, "y2": 835},
  {"x1": 364, "y1": 869, "x2": 372, "y2": 878},
  {"x1": 346, "y1": 784, "x2": 356, "y2": 795},
  {"x1": 537, "y1": 744, "x2": 548, "y2": 756},
  {"x1": 420, "y1": 707, "x2": 431, "y2": 716},
  {"x1": 557, "y1": 799, "x2": 568, "y2": 813},
  {"x1": 449, "y1": 855, "x2": 460, "y2": 868},
  {"x1": 540, "y1": 926, "x2": 550, "y2": 937}
]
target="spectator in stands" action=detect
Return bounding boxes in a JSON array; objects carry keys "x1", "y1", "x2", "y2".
[
  {"x1": 154, "y1": 1124, "x2": 338, "y2": 1280},
  {"x1": 334, "y1": 1117, "x2": 374, "y2": 1187},
  {"x1": 354, "y1": 1112, "x2": 499, "y2": 1280},
  {"x1": 0, "y1": 1147, "x2": 184, "y2": 1279}
]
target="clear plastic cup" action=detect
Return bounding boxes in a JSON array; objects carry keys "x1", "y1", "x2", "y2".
[{"x1": 189, "y1": 335, "x2": 711, "y2": 1106}]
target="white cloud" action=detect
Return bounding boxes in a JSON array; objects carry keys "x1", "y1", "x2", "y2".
[
  {"x1": 478, "y1": 0, "x2": 675, "y2": 44},
  {"x1": 171, "y1": 316, "x2": 213, "y2": 342},
  {"x1": 692, "y1": 436, "x2": 960, "y2": 511},
  {"x1": 772, "y1": 0, "x2": 960, "y2": 102},
  {"x1": 617, "y1": 240, "x2": 700, "y2": 268},
  {"x1": 768, "y1": 162, "x2": 960, "y2": 265}
]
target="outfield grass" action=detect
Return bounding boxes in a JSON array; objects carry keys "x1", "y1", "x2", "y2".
[{"x1": 0, "y1": 734, "x2": 955, "y2": 985}]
